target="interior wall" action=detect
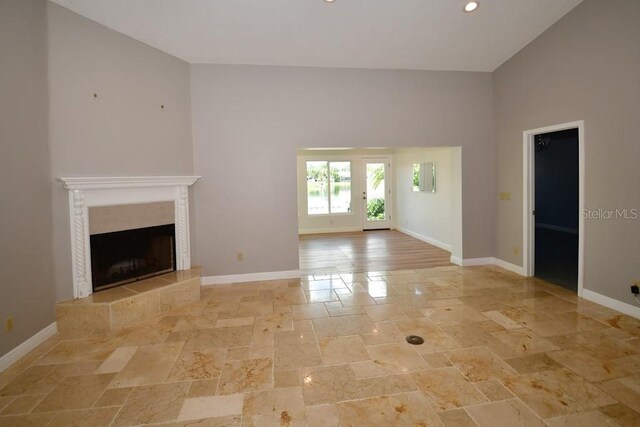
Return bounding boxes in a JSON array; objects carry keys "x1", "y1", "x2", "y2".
[
  {"x1": 0, "y1": 0, "x2": 55, "y2": 357},
  {"x1": 493, "y1": 0, "x2": 640, "y2": 305},
  {"x1": 192, "y1": 65, "x2": 495, "y2": 277},
  {"x1": 47, "y1": 3, "x2": 194, "y2": 300},
  {"x1": 297, "y1": 149, "x2": 393, "y2": 234},
  {"x1": 450, "y1": 147, "x2": 463, "y2": 262},
  {"x1": 394, "y1": 147, "x2": 455, "y2": 252}
]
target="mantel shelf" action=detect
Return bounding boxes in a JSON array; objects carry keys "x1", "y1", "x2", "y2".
[{"x1": 58, "y1": 176, "x2": 201, "y2": 191}]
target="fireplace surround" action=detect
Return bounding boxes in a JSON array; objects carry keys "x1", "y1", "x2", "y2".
[{"x1": 58, "y1": 176, "x2": 200, "y2": 298}]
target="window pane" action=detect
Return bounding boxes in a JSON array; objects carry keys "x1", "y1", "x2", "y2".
[
  {"x1": 307, "y1": 161, "x2": 329, "y2": 215},
  {"x1": 330, "y1": 161, "x2": 351, "y2": 213},
  {"x1": 366, "y1": 163, "x2": 386, "y2": 220},
  {"x1": 413, "y1": 163, "x2": 421, "y2": 192}
]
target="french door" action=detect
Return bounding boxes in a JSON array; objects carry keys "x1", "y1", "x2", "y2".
[{"x1": 362, "y1": 158, "x2": 391, "y2": 230}]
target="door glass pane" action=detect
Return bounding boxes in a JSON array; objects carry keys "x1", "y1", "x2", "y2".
[
  {"x1": 329, "y1": 161, "x2": 351, "y2": 213},
  {"x1": 413, "y1": 163, "x2": 421, "y2": 192},
  {"x1": 307, "y1": 161, "x2": 329, "y2": 215},
  {"x1": 366, "y1": 163, "x2": 385, "y2": 221}
]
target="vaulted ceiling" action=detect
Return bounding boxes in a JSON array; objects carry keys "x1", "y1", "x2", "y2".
[{"x1": 50, "y1": 0, "x2": 583, "y2": 71}]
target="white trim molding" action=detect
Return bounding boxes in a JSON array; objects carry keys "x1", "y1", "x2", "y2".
[
  {"x1": 0, "y1": 323, "x2": 57, "y2": 373},
  {"x1": 458, "y1": 257, "x2": 496, "y2": 267},
  {"x1": 449, "y1": 256, "x2": 526, "y2": 276},
  {"x1": 58, "y1": 176, "x2": 200, "y2": 190},
  {"x1": 492, "y1": 258, "x2": 526, "y2": 276},
  {"x1": 58, "y1": 176, "x2": 201, "y2": 298},
  {"x1": 582, "y1": 289, "x2": 640, "y2": 320},
  {"x1": 450, "y1": 256, "x2": 463, "y2": 266},
  {"x1": 522, "y1": 121, "x2": 585, "y2": 296},
  {"x1": 395, "y1": 227, "x2": 452, "y2": 252},
  {"x1": 203, "y1": 270, "x2": 301, "y2": 285}
]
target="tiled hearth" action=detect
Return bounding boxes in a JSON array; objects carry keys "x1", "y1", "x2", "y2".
[{"x1": 55, "y1": 268, "x2": 202, "y2": 335}]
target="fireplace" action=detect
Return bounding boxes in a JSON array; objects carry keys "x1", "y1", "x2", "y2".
[
  {"x1": 58, "y1": 176, "x2": 200, "y2": 298},
  {"x1": 90, "y1": 224, "x2": 176, "y2": 292}
]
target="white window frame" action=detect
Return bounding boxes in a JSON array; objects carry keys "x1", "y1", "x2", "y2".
[{"x1": 305, "y1": 160, "x2": 353, "y2": 216}]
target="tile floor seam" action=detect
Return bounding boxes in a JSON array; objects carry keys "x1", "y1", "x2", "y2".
[
  {"x1": 107, "y1": 401, "x2": 125, "y2": 427},
  {"x1": 461, "y1": 404, "x2": 484, "y2": 426},
  {"x1": 26, "y1": 393, "x2": 47, "y2": 415},
  {"x1": 452, "y1": 362, "x2": 491, "y2": 406},
  {"x1": 471, "y1": 394, "x2": 549, "y2": 425},
  {"x1": 44, "y1": 415, "x2": 54, "y2": 427}
]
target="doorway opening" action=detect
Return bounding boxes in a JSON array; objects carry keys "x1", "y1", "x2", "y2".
[
  {"x1": 362, "y1": 158, "x2": 391, "y2": 230},
  {"x1": 523, "y1": 121, "x2": 585, "y2": 295},
  {"x1": 296, "y1": 147, "x2": 463, "y2": 273}
]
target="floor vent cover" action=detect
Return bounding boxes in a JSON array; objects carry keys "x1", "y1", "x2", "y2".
[{"x1": 405, "y1": 335, "x2": 424, "y2": 345}]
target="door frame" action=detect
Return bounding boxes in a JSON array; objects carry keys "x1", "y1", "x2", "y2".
[
  {"x1": 361, "y1": 157, "x2": 392, "y2": 230},
  {"x1": 522, "y1": 120, "x2": 585, "y2": 296}
]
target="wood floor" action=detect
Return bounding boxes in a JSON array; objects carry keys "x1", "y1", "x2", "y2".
[{"x1": 299, "y1": 230, "x2": 452, "y2": 274}]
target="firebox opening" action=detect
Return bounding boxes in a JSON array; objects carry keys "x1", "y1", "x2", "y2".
[{"x1": 90, "y1": 224, "x2": 176, "y2": 292}]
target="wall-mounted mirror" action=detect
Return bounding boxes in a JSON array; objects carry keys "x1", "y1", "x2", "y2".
[{"x1": 412, "y1": 162, "x2": 436, "y2": 193}]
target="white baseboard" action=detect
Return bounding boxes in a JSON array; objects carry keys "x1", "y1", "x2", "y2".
[
  {"x1": 448, "y1": 256, "x2": 526, "y2": 276},
  {"x1": 395, "y1": 227, "x2": 452, "y2": 252},
  {"x1": 491, "y1": 258, "x2": 526, "y2": 276},
  {"x1": 582, "y1": 289, "x2": 640, "y2": 320},
  {"x1": 203, "y1": 270, "x2": 301, "y2": 285},
  {"x1": 460, "y1": 257, "x2": 496, "y2": 267},
  {"x1": 450, "y1": 256, "x2": 463, "y2": 266},
  {"x1": 0, "y1": 322, "x2": 57, "y2": 373},
  {"x1": 298, "y1": 227, "x2": 362, "y2": 235}
]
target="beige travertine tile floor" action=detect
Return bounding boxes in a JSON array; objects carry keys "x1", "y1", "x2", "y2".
[{"x1": 2, "y1": 265, "x2": 640, "y2": 426}]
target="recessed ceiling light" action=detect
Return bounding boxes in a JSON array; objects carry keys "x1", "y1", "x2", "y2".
[
  {"x1": 464, "y1": 1, "x2": 479, "y2": 13},
  {"x1": 325, "y1": 0, "x2": 336, "y2": 3}
]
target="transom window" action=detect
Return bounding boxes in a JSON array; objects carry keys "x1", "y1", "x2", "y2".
[{"x1": 306, "y1": 161, "x2": 351, "y2": 215}]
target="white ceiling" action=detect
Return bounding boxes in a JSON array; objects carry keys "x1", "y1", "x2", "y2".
[{"x1": 50, "y1": 0, "x2": 583, "y2": 72}]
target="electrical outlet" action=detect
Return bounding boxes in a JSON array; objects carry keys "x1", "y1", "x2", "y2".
[
  {"x1": 5, "y1": 316, "x2": 13, "y2": 333},
  {"x1": 500, "y1": 192, "x2": 512, "y2": 201},
  {"x1": 236, "y1": 251, "x2": 244, "y2": 262}
]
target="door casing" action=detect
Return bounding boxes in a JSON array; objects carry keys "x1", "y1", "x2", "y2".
[{"x1": 522, "y1": 120, "x2": 585, "y2": 296}]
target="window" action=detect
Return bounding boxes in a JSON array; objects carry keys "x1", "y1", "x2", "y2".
[{"x1": 306, "y1": 161, "x2": 351, "y2": 215}]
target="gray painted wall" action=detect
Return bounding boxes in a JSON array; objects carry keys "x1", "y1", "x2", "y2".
[
  {"x1": 48, "y1": 3, "x2": 194, "y2": 300},
  {"x1": 191, "y1": 65, "x2": 496, "y2": 277},
  {"x1": 494, "y1": 0, "x2": 640, "y2": 304},
  {"x1": 0, "y1": 0, "x2": 54, "y2": 356}
]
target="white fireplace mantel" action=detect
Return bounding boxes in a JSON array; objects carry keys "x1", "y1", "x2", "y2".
[{"x1": 58, "y1": 176, "x2": 201, "y2": 298}]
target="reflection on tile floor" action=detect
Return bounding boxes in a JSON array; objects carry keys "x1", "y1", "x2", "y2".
[{"x1": 2, "y1": 265, "x2": 640, "y2": 426}]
